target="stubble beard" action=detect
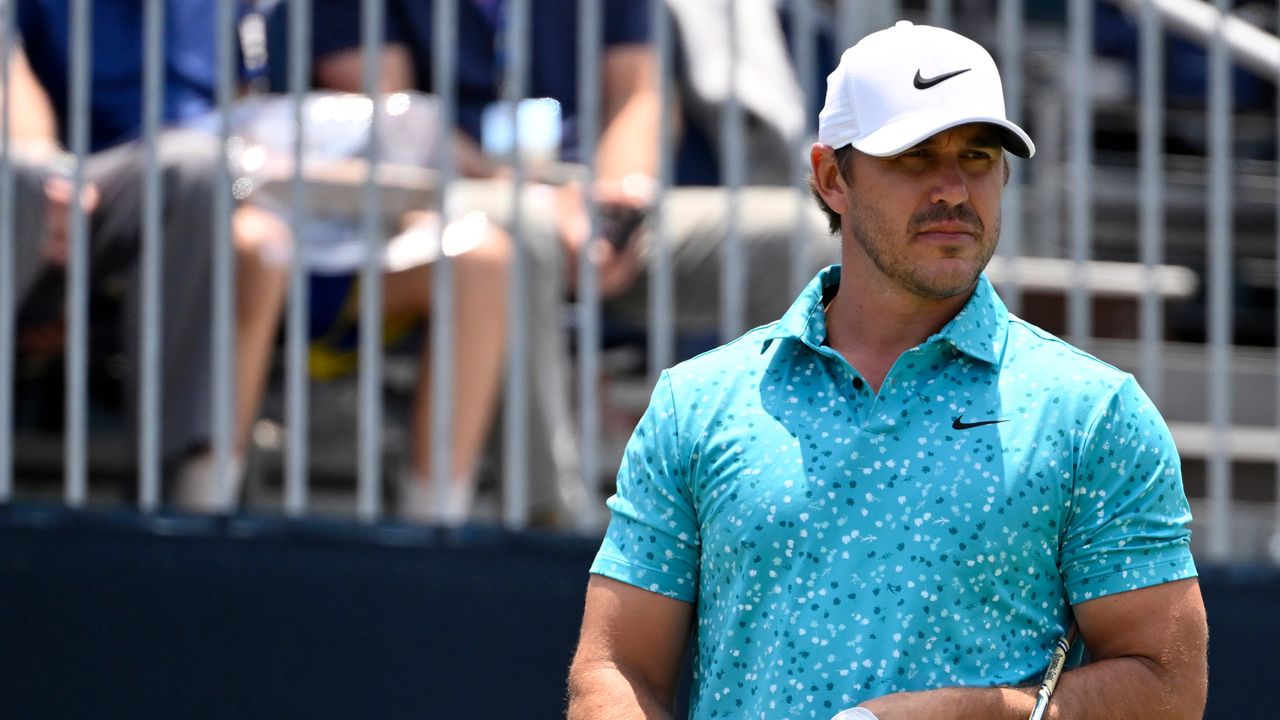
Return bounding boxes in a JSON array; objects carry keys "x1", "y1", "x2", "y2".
[{"x1": 847, "y1": 196, "x2": 1001, "y2": 301}]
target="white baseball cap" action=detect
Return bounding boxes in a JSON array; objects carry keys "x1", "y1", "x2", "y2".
[{"x1": 818, "y1": 21, "x2": 1034, "y2": 158}]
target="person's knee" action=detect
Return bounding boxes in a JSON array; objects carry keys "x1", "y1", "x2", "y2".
[
  {"x1": 232, "y1": 204, "x2": 291, "y2": 269},
  {"x1": 470, "y1": 223, "x2": 512, "y2": 270},
  {"x1": 448, "y1": 212, "x2": 511, "y2": 277}
]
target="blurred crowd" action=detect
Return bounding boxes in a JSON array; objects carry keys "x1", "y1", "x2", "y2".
[{"x1": 3, "y1": 0, "x2": 846, "y2": 526}]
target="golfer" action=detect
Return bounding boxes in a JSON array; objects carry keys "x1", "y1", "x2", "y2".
[{"x1": 567, "y1": 21, "x2": 1207, "y2": 720}]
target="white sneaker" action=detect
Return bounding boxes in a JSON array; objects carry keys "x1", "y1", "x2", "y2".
[{"x1": 172, "y1": 451, "x2": 243, "y2": 512}]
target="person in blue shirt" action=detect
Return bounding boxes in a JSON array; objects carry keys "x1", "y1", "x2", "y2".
[
  {"x1": 5, "y1": 0, "x2": 289, "y2": 507},
  {"x1": 568, "y1": 22, "x2": 1207, "y2": 720}
]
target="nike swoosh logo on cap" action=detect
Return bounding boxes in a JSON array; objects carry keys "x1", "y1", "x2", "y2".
[
  {"x1": 951, "y1": 415, "x2": 1008, "y2": 430},
  {"x1": 914, "y1": 68, "x2": 971, "y2": 89}
]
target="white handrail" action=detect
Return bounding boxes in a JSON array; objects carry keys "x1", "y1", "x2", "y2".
[{"x1": 1109, "y1": 0, "x2": 1280, "y2": 81}]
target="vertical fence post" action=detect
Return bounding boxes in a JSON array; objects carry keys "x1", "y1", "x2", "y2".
[
  {"x1": 357, "y1": 0, "x2": 386, "y2": 522},
  {"x1": 430, "y1": 0, "x2": 459, "y2": 523},
  {"x1": 212, "y1": 0, "x2": 238, "y2": 511},
  {"x1": 0, "y1": 1, "x2": 16, "y2": 503},
  {"x1": 138, "y1": 0, "x2": 165, "y2": 511},
  {"x1": 720, "y1": 0, "x2": 745, "y2": 343},
  {"x1": 996, "y1": 0, "x2": 1025, "y2": 316},
  {"x1": 575, "y1": 0, "x2": 603, "y2": 529},
  {"x1": 648, "y1": 0, "x2": 676, "y2": 384},
  {"x1": 499, "y1": 0, "x2": 532, "y2": 529},
  {"x1": 64, "y1": 0, "x2": 91, "y2": 507},
  {"x1": 1138, "y1": 0, "x2": 1166, "y2": 406},
  {"x1": 1067, "y1": 0, "x2": 1093, "y2": 351},
  {"x1": 1205, "y1": 0, "x2": 1234, "y2": 561},
  {"x1": 790, "y1": 0, "x2": 818, "y2": 301},
  {"x1": 284, "y1": 0, "x2": 313, "y2": 516}
]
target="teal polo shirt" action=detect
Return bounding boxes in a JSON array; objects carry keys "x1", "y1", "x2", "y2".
[{"x1": 591, "y1": 266, "x2": 1196, "y2": 720}]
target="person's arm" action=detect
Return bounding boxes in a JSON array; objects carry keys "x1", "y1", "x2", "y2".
[
  {"x1": 855, "y1": 577, "x2": 1207, "y2": 720},
  {"x1": 567, "y1": 575, "x2": 695, "y2": 720},
  {"x1": 595, "y1": 44, "x2": 659, "y2": 182},
  {"x1": 4, "y1": 44, "x2": 61, "y2": 151},
  {"x1": 313, "y1": 44, "x2": 415, "y2": 93}
]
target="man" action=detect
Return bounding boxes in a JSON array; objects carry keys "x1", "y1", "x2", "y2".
[
  {"x1": 567, "y1": 21, "x2": 1207, "y2": 720},
  {"x1": 6, "y1": 0, "x2": 289, "y2": 507}
]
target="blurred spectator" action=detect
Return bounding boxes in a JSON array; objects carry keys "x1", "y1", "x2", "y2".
[
  {"x1": 601, "y1": 0, "x2": 837, "y2": 340},
  {"x1": 267, "y1": 0, "x2": 657, "y2": 526},
  {"x1": 274, "y1": 0, "x2": 841, "y2": 524},
  {"x1": 3, "y1": 0, "x2": 289, "y2": 508}
]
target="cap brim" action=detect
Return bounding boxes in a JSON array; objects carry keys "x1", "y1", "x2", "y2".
[{"x1": 851, "y1": 113, "x2": 1035, "y2": 159}]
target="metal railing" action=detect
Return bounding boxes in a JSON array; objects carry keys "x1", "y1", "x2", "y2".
[{"x1": 1, "y1": 0, "x2": 1277, "y2": 564}]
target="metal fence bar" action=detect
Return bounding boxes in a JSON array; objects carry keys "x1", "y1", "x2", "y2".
[
  {"x1": 284, "y1": 0, "x2": 313, "y2": 516},
  {"x1": 212, "y1": 0, "x2": 238, "y2": 509},
  {"x1": 789, "y1": 0, "x2": 817, "y2": 300},
  {"x1": 64, "y1": 0, "x2": 90, "y2": 507},
  {"x1": 836, "y1": 0, "x2": 859, "y2": 64},
  {"x1": 1204, "y1": 0, "x2": 1234, "y2": 561},
  {"x1": 576, "y1": 0, "x2": 603, "y2": 527},
  {"x1": 928, "y1": 0, "x2": 951, "y2": 28},
  {"x1": 501, "y1": 0, "x2": 532, "y2": 528},
  {"x1": 1138, "y1": 0, "x2": 1165, "y2": 406},
  {"x1": 1274, "y1": 0, "x2": 1280, "y2": 560},
  {"x1": 432, "y1": 0, "x2": 459, "y2": 521},
  {"x1": 720, "y1": 0, "x2": 745, "y2": 343},
  {"x1": 996, "y1": 0, "x2": 1024, "y2": 316},
  {"x1": 357, "y1": 0, "x2": 386, "y2": 522},
  {"x1": 838, "y1": 0, "x2": 896, "y2": 48},
  {"x1": 648, "y1": 0, "x2": 675, "y2": 383},
  {"x1": 0, "y1": 1, "x2": 16, "y2": 503},
  {"x1": 138, "y1": 0, "x2": 165, "y2": 511},
  {"x1": 1111, "y1": 0, "x2": 1280, "y2": 82},
  {"x1": 1067, "y1": 0, "x2": 1093, "y2": 350}
]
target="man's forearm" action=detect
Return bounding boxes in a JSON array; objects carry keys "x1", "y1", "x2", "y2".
[
  {"x1": 860, "y1": 655, "x2": 1204, "y2": 720},
  {"x1": 566, "y1": 662, "x2": 675, "y2": 720}
]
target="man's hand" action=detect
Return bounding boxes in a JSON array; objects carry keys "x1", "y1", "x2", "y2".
[
  {"x1": 40, "y1": 174, "x2": 99, "y2": 268},
  {"x1": 555, "y1": 175, "x2": 654, "y2": 298}
]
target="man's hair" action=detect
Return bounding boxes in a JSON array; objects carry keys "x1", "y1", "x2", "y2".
[{"x1": 808, "y1": 145, "x2": 1011, "y2": 235}]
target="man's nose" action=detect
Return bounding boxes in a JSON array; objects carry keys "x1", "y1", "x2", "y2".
[{"x1": 929, "y1": 157, "x2": 970, "y2": 207}]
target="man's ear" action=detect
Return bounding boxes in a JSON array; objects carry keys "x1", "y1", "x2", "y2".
[{"x1": 810, "y1": 143, "x2": 849, "y2": 216}]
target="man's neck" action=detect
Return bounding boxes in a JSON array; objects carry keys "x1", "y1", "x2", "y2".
[{"x1": 825, "y1": 269, "x2": 973, "y2": 393}]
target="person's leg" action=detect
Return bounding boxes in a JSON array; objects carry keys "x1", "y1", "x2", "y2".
[
  {"x1": 88, "y1": 129, "x2": 289, "y2": 508},
  {"x1": 450, "y1": 179, "x2": 583, "y2": 525},
  {"x1": 8, "y1": 162, "x2": 61, "y2": 308},
  {"x1": 386, "y1": 211, "x2": 510, "y2": 522},
  {"x1": 229, "y1": 204, "x2": 290, "y2": 455}
]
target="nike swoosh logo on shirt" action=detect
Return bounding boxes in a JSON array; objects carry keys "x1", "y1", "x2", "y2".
[{"x1": 951, "y1": 415, "x2": 1008, "y2": 430}]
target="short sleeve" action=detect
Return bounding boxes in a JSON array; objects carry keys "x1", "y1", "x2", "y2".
[
  {"x1": 603, "y1": 0, "x2": 650, "y2": 47},
  {"x1": 590, "y1": 371, "x2": 700, "y2": 602},
  {"x1": 1060, "y1": 376, "x2": 1197, "y2": 604},
  {"x1": 304, "y1": 0, "x2": 410, "y2": 59}
]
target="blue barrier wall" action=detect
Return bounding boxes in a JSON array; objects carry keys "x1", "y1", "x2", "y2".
[{"x1": 0, "y1": 503, "x2": 1274, "y2": 719}]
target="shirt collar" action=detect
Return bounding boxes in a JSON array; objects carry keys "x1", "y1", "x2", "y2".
[
  {"x1": 763, "y1": 266, "x2": 1008, "y2": 365},
  {"x1": 932, "y1": 273, "x2": 1008, "y2": 365},
  {"x1": 763, "y1": 265, "x2": 842, "y2": 353}
]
